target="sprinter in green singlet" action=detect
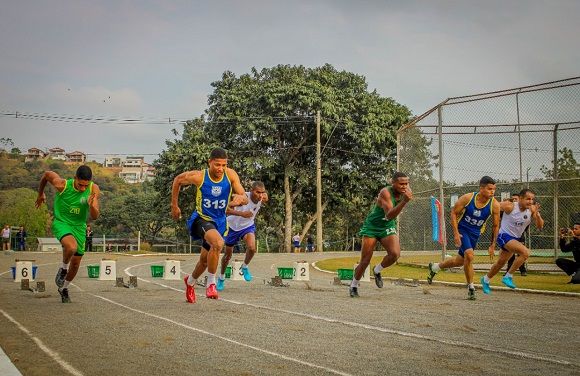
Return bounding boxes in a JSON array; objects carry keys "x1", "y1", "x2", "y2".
[
  {"x1": 350, "y1": 172, "x2": 412, "y2": 297},
  {"x1": 36, "y1": 166, "x2": 100, "y2": 303}
]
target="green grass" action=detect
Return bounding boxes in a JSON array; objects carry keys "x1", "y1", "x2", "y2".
[{"x1": 315, "y1": 255, "x2": 580, "y2": 294}]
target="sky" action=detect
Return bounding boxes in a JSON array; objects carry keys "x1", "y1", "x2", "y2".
[{"x1": 1, "y1": 0, "x2": 579, "y2": 165}]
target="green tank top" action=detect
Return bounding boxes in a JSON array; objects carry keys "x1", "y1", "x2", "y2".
[
  {"x1": 362, "y1": 186, "x2": 403, "y2": 229},
  {"x1": 54, "y1": 179, "x2": 92, "y2": 225}
]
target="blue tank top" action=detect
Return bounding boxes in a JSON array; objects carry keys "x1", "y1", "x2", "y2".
[
  {"x1": 195, "y1": 169, "x2": 232, "y2": 221},
  {"x1": 187, "y1": 169, "x2": 232, "y2": 238},
  {"x1": 457, "y1": 192, "x2": 493, "y2": 235}
]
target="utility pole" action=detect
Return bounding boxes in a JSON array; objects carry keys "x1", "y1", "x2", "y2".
[{"x1": 316, "y1": 111, "x2": 323, "y2": 252}]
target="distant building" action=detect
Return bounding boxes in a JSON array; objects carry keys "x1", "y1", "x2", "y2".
[
  {"x1": 145, "y1": 166, "x2": 156, "y2": 182},
  {"x1": 25, "y1": 147, "x2": 86, "y2": 164},
  {"x1": 104, "y1": 155, "x2": 155, "y2": 183},
  {"x1": 65, "y1": 151, "x2": 86, "y2": 164},
  {"x1": 104, "y1": 155, "x2": 124, "y2": 168},
  {"x1": 48, "y1": 147, "x2": 66, "y2": 160},
  {"x1": 25, "y1": 148, "x2": 48, "y2": 162},
  {"x1": 37, "y1": 238, "x2": 62, "y2": 252}
]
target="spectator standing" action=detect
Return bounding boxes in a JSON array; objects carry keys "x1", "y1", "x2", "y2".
[
  {"x1": 293, "y1": 233, "x2": 301, "y2": 253},
  {"x1": 556, "y1": 223, "x2": 580, "y2": 284},
  {"x1": 2, "y1": 225, "x2": 10, "y2": 251},
  {"x1": 16, "y1": 226, "x2": 27, "y2": 251},
  {"x1": 306, "y1": 233, "x2": 314, "y2": 252},
  {"x1": 86, "y1": 225, "x2": 94, "y2": 252}
]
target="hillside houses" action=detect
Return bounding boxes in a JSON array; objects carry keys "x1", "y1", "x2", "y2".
[
  {"x1": 24, "y1": 148, "x2": 155, "y2": 183},
  {"x1": 25, "y1": 147, "x2": 86, "y2": 164}
]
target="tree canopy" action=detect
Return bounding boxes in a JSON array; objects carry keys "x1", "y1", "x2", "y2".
[{"x1": 154, "y1": 64, "x2": 414, "y2": 251}]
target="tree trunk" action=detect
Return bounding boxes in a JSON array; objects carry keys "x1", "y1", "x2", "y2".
[
  {"x1": 284, "y1": 174, "x2": 293, "y2": 252},
  {"x1": 300, "y1": 200, "x2": 329, "y2": 250}
]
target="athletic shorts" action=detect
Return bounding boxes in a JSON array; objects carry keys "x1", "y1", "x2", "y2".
[
  {"x1": 359, "y1": 225, "x2": 397, "y2": 240},
  {"x1": 188, "y1": 216, "x2": 229, "y2": 251},
  {"x1": 497, "y1": 232, "x2": 521, "y2": 251},
  {"x1": 52, "y1": 219, "x2": 86, "y2": 255},
  {"x1": 457, "y1": 227, "x2": 480, "y2": 257},
  {"x1": 225, "y1": 224, "x2": 255, "y2": 247}
]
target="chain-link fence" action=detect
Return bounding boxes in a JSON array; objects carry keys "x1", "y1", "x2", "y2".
[{"x1": 397, "y1": 77, "x2": 580, "y2": 270}]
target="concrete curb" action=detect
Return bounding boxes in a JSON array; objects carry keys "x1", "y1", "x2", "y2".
[
  {"x1": 311, "y1": 261, "x2": 580, "y2": 297},
  {"x1": 0, "y1": 346, "x2": 22, "y2": 376}
]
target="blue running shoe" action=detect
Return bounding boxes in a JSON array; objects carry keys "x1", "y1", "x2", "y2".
[
  {"x1": 241, "y1": 266, "x2": 252, "y2": 281},
  {"x1": 480, "y1": 276, "x2": 491, "y2": 294},
  {"x1": 501, "y1": 276, "x2": 517, "y2": 289},
  {"x1": 216, "y1": 278, "x2": 225, "y2": 291}
]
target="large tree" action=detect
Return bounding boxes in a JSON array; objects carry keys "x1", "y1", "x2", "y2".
[{"x1": 155, "y1": 64, "x2": 412, "y2": 251}]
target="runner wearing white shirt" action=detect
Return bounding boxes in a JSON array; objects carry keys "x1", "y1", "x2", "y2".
[
  {"x1": 481, "y1": 188, "x2": 544, "y2": 293},
  {"x1": 217, "y1": 181, "x2": 268, "y2": 291}
]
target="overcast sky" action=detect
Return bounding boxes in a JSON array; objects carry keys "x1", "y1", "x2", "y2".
[{"x1": 1, "y1": 1, "x2": 578, "y2": 164}]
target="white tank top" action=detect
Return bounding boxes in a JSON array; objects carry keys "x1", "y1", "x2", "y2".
[
  {"x1": 226, "y1": 192, "x2": 262, "y2": 231},
  {"x1": 499, "y1": 203, "x2": 532, "y2": 238}
]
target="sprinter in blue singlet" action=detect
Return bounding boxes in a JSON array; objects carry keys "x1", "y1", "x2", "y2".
[
  {"x1": 171, "y1": 148, "x2": 247, "y2": 303},
  {"x1": 427, "y1": 176, "x2": 500, "y2": 300}
]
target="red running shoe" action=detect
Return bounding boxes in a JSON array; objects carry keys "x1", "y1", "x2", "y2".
[
  {"x1": 206, "y1": 283, "x2": 218, "y2": 299},
  {"x1": 184, "y1": 275, "x2": 196, "y2": 303}
]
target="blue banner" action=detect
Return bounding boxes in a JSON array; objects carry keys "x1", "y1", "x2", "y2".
[{"x1": 431, "y1": 196, "x2": 442, "y2": 243}]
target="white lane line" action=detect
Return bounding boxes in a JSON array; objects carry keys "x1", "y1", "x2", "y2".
[
  {"x1": 0, "y1": 310, "x2": 84, "y2": 376},
  {"x1": 89, "y1": 294, "x2": 352, "y2": 376},
  {"x1": 123, "y1": 263, "x2": 575, "y2": 368}
]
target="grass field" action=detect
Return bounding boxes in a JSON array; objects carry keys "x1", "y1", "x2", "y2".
[{"x1": 315, "y1": 255, "x2": 580, "y2": 293}]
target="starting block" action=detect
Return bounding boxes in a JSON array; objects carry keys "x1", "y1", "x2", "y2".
[
  {"x1": 270, "y1": 275, "x2": 288, "y2": 287},
  {"x1": 20, "y1": 280, "x2": 45, "y2": 293},
  {"x1": 231, "y1": 260, "x2": 245, "y2": 281},
  {"x1": 355, "y1": 263, "x2": 370, "y2": 282},
  {"x1": 116, "y1": 276, "x2": 138, "y2": 288},
  {"x1": 163, "y1": 259, "x2": 181, "y2": 280},
  {"x1": 195, "y1": 276, "x2": 208, "y2": 287},
  {"x1": 14, "y1": 260, "x2": 35, "y2": 283},
  {"x1": 293, "y1": 261, "x2": 310, "y2": 281},
  {"x1": 99, "y1": 259, "x2": 116, "y2": 280}
]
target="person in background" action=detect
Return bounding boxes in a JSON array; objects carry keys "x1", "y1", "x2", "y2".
[
  {"x1": 2, "y1": 225, "x2": 10, "y2": 251},
  {"x1": 293, "y1": 232, "x2": 301, "y2": 253},
  {"x1": 16, "y1": 225, "x2": 27, "y2": 251},
  {"x1": 556, "y1": 223, "x2": 580, "y2": 284},
  {"x1": 86, "y1": 225, "x2": 94, "y2": 252}
]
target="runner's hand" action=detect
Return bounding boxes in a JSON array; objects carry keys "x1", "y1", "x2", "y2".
[
  {"x1": 487, "y1": 245, "x2": 495, "y2": 261},
  {"x1": 171, "y1": 206, "x2": 182, "y2": 221}
]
